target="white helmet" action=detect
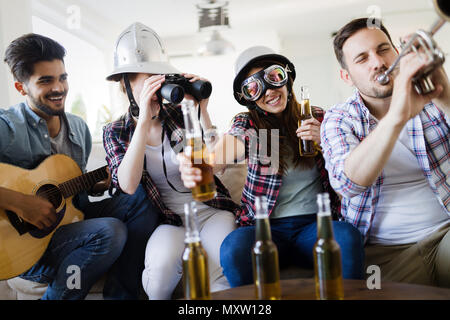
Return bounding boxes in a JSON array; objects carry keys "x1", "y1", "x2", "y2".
[
  {"x1": 106, "y1": 22, "x2": 179, "y2": 82},
  {"x1": 233, "y1": 46, "x2": 296, "y2": 107}
]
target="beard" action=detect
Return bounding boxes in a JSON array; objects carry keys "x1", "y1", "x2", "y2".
[
  {"x1": 369, "y1": 85, "x2": 393, "y2": 99},
  {"x1": 353, "y1": 67, "x2": 395, "y2": 99},
  {"x1": 34, "y1": 102, "x2": 65, "y2": 116},
  {"x1": 28, "y1": 92, "x2": 66, "y2": 116}
]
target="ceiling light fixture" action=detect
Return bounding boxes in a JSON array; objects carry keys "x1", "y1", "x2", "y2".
[{"x1": 196, "y1": 0, "x2": 234, "y2": 56}]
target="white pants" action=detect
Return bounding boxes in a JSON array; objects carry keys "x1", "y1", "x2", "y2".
[{"x1": 142, "y1": 208, "x2": 236, "y2": 300}]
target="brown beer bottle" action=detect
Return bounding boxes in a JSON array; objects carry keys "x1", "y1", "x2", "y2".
[
  {"x1": 181, "y1": 100, "x2": 217, "y2": 201},
  {"x1": 252, "y1": 196, "x2": 281, "y2": 300},
  {"x1": 313, "y1": 193, "x2": 344, "y2": 300},
  {"x1": 182, "y1": 201, "x2": 211, "y2": 300},
  {"x1": 298, "y1": 85, "x2": 318, "y2": 157}
]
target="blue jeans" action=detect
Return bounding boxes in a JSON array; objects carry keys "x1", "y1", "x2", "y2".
[
  {"x1": 73, "y1": 185, "x2": 161, "y2": 299},
  {"x1": 21, "y1": 185, "x2": 160, "y2": 300},
  {"x1": 220, "y1": 215, "x2": 365, "y2": 287},
  {"x1": 21, "y1": 217, "x2": 127, "y2": 300}
]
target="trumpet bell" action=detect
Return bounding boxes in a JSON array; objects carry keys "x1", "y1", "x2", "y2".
[{"x1": 377, "y1": 0, "x2": 449, "y2": 94}]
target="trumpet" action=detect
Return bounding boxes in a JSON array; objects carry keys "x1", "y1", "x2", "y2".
[{"x1": 377, "y1": 0, "x2": 450, "y2": 95}]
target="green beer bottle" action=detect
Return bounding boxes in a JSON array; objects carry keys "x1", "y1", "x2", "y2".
[
  {"x1": 298, "y1": 85, "x2": 318, "y2": 157},
  {"x1": 313, "y1": 193, "x2": 344, "y2": 300},
  {"x1": 182, "y1": 201, "x2": 211, "y2": 300},
  {"x1": 252, "y1": 196, "x2": 281, "y2": 300}
]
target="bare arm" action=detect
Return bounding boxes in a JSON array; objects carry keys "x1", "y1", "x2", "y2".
[
  {"x1": 200, "y1": 105, "x2": 214, "y2": 131},
  {"x1": 213, "y1": 134, "x2": 246, "y2": 173},
  {"x1": 117, "y1": 75, "x2": 165, "y2": 194},
  {"x1": 178, "y1": 134, "x2": 245, "y2": 189},
  {"x1": 117, "y1": 121, "x2": 154, "y2": 194},
  {"x1": 182, "y1": 73, "x2": 214, "y2": 131},
  {"x1": 343, "y1": 117, "x2": 404, "y2": 186}
]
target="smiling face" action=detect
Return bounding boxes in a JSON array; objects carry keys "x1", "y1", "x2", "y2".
[
  {"x1": 247, "y1": 66, "x2": 288, "y2": 115},
  {"x1": 17, "y1": 59, "x2": 68, "y2": 117},
  {"x1": 341, "y1": 28, "x2": 398, "y2": 100}
]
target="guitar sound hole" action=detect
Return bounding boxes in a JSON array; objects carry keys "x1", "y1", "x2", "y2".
[{"x1": 36, "y1": 184, "x2": 63, "y2": 209}]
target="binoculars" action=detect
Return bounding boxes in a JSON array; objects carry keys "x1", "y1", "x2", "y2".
[{"x1": 158, "y1": 74, "x2": 213, "y2": 104}]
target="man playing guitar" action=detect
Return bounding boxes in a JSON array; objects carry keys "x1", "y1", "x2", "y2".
[{"x1": 0, "y1": 33, "x2": 160, "y2": 300}]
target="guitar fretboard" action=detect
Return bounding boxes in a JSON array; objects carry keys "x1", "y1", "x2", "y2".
[{"x1": 59, "y1": 166, "x2": 108, "y2": 198}]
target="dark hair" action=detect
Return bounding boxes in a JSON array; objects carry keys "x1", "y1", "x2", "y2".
[
  {"x1": 333, "y1": 18, "x2": 394, "y2": 69},
  {"x1": 3, "y1": 33, "x2": 66, "y2": 83}
]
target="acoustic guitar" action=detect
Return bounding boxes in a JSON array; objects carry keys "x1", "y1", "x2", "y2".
[{"x1": 0, "y1": 154, "x2": 108, "y2": 280}]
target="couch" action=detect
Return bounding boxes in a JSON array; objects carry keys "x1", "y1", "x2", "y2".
[{"x1": 0, "y1": 143, "x2": 313, "y2": 300}]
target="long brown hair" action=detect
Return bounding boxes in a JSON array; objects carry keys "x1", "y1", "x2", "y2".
[{"x1": 241, "y1": 59, "x2": 315, "y2": 175}]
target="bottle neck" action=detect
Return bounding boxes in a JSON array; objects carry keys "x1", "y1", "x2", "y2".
[
  {"x1": 300, "y1": 99, "x2": 312, "y2": 116},
  {"x1": 316, "y1": 193, "x2": 334, "y2": 240},
  {"x1": 255, "y1": 215, "x2": 272, "y2": 241},
  {"x1": 255, "y1": 196, "x2": 271, "y2": 241},
  {"x1": 317, "y1": 213, "x2": 334, "y2": 240},
  {"x1": 185, "y1": 204, "x2": 201, "y2": 244},
  {"x1": 182, "y1": 101, "x2": 202, "y2": 139}
]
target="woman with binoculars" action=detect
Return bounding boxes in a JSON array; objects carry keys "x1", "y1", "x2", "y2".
[
  {"x1": 178, "y1": 46, "x2": 365, "y2": 288},
  {"x1": 103, "y1": 23, "x2": 239, "y2": 299}
]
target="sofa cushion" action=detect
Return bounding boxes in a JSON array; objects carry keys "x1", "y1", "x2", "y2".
[
  {"x1": 6, "y1": 275, "x2": 105, "y2": 300},
  {"x1": 216, "y1": 164, "x2": 247, "y2": 204},
  {"x1": 0, "y1": 280, "x2": 17, "y2": 300},
  {"x1": 7, "y1": 277, "x2": 46, "y2": 300}
]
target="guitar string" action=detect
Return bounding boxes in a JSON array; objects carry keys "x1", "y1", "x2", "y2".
[
  {"x1": 37, "y1": 176, "x2": 106, "y2": 198},
  {"x1": 31, "y1": 169, "x2": 108, "y2": 199}
]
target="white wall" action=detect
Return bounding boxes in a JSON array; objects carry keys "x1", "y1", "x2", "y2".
[
  {"x1": 283, "y1": 35, "x2": 353, "y2": 111},
  {"x1": 0, "y1": 0, "x2": 33, "y2": 108},
  {"x1": 0, "y1": 11, "x2": 8, "y2": 108}
]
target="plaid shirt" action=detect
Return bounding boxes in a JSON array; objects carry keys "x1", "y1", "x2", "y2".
[
  {"x1": 227, "y1": 107, "x2": 341, "y2": 226},
  {"x1": 321, "y1": 91, "x2": 450, "y2": 241},
  {"x1": 103, "y1": 105, "x2": 241, "y2": 227}
]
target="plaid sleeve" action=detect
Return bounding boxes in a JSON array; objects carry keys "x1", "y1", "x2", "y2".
[
  {"x1": 320, "y1": 106, "x2": 369, "y2": 200},
  {"x1": 227, "y1": 113, "x2": 251, "y2": 139},
  {"x1": 103, "y1": 121, "x2": 127, "y2": 190},
  {"x1": 226, "y1": 113, "x2": 256, "y2": 162},
  {"x1": 421, "y1": 104, "x2": 450, "y2": 211}
]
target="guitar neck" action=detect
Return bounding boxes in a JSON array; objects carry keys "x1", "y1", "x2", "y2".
[{"x1": 59, "y1": 166, "x2": 108, "y2": 198}]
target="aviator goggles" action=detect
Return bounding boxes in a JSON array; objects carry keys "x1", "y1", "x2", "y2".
[{"x1": 239, "y1": 64, "x2": 291, "y2": 102}]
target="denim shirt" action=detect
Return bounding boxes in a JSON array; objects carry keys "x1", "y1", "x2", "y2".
[{"x1": 0, "y1": 102, "x2": 91, "y2": 172}]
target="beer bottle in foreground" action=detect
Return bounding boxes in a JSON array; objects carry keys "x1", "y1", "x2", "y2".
[
  {"x1": 182, "y1": 201, "x2": 211, "y2": 300},
  {"x1": 252, "y1": 196, "x2": 281, "y2": 300},
  {"x1": 298, "y1": 85, "x2": 318, "y2": 157},
  {"x1": 313, "y1": 193, "x2": 344, "y2": 300},
  {"x1": 181, "y1": 99, "x2": 217, "y2": 201}
]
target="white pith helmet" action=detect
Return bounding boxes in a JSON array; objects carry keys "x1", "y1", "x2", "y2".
[{"x1": 106, "y1": 22, "x2": 179, "y2": 82}]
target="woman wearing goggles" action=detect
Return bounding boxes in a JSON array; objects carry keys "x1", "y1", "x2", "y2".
[
  {"x1": 240, "y1": 65, "x2": 290, "y2": 102},
  {"x1": 178, "y1": 46, "x2": 365, "y2": 290}
]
